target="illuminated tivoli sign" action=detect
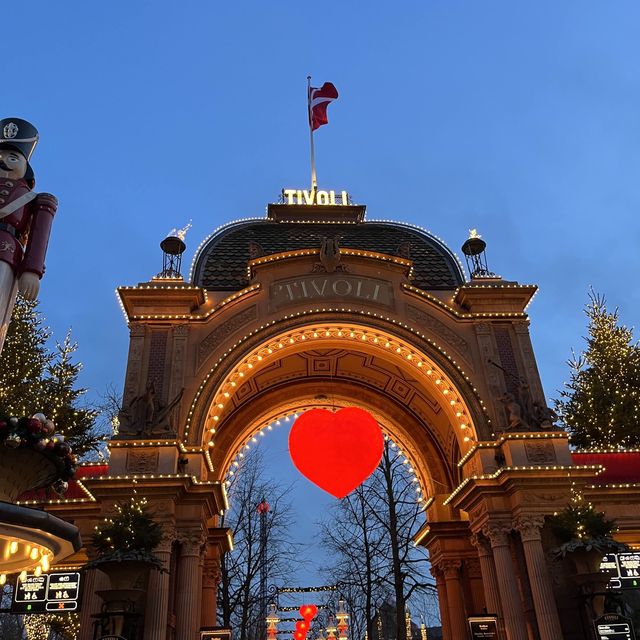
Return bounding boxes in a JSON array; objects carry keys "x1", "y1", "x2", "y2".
[{"x1": 282, "y1": 189, "x2": 350, "y2": 205}]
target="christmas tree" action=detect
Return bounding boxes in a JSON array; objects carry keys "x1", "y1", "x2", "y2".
[
  {"x1": 556, "y1": 291, "x2": 640, "y2": 449},
  {"x1": 92, "y1": 496, "x2": 163, "y2": 565},
  {"x1": 0, "y1": 295, "x2": 102, "y2": 456}
]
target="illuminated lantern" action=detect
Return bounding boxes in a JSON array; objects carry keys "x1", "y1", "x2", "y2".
[
  {"x1": 300, "y1": 604, "x2": 318, "y2": 621},
  {"x1": 296, "y1": 620, "x2": 310, "y2": 634},
  {"x1": 336, "y1": 600, "x2": 349, "y2": 640},
  {"x1": 266, "y1": 603, "x2": 279, "y2": 640},
  {"x1": 289, "y1": 407, "x2": 384, "y2": 499},
  {"x1": 326, "y1": 618, "x2": 337, "y2": 640}
]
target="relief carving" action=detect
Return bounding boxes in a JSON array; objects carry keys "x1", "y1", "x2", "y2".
[
  {"x1": 407, "y1": 306, "x2": 471, "y2": 362},
  {"x1": 118, "y1": 384, "x2": 184, "y2": 438},
  {"x1": 313, "y1": 236, "x2": 348, "y2": 273},
  {"x1": 123, "y1": 325, "x2": 146, "y2": 406},
  {"x1": 522, "y1": 492, "x2": 567, "y2": 505},
  {"x1": 198, "y1": 305, "x2": 258, "y2": 364},
  {"x1": 126, "y1": 449, "x2": 159, "y2": 473},
  {"x1": 524, "y1": 441, "x2": 557, "y2": 464}
]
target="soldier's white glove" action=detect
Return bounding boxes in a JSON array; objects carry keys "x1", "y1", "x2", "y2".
[{"x1": 18, "y1": 271, "x2": 40, "y2": 300}]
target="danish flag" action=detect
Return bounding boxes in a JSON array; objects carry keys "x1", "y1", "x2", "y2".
[{"x1": 309, "y1": 82, "x2": 339, "y2": 131}]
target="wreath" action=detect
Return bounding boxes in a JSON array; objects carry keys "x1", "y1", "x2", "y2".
[{"x1": 0, "y1": 411, "x2": 77, "y2": 493}]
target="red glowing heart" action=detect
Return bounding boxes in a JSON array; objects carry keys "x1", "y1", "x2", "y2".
[
  {"x1": 289, "y1": 407, "x2": 384, "y2": 499},
  {"x1": 300, "y1": 604, "x2": 318, "y2": 621}
]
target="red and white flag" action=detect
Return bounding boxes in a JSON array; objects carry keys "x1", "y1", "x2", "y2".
[{"x1": 309, "y1": 82, "x2": 339, "y2": 131}]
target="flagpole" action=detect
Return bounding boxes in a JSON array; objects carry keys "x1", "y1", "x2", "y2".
[{"x1": 307, "y1": 76, "x2": 318, "y2": 200}]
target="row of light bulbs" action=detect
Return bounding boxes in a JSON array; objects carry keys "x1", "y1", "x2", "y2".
[
  {"x1": 204, "y1": 326, "x2": 476, "y2": 453},
  {"x1": 0, "y1": 538, "x2": 52, "y2": 584},
  {"x1": 224, "y1": 410, "x2": 428, "y2": 507}
]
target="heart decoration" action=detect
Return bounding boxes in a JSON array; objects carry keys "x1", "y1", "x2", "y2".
[{"x1": 288, "y1": 407, "x2": 384, "y2": 499}]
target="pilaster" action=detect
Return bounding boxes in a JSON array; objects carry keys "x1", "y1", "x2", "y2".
[
  {"x1": 482, "y1": 522, "x2": 527, "y2": 640},
  {"x1": 513, "y1": 514, "x2": 563, "y2": 640}
]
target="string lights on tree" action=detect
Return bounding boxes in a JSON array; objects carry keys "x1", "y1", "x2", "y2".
[
  {"x1": 556, "y1": 291, "x2": 640, "y2": 450},
  {"x1": 91, "y1": 495, "x2": 163, "y2": 566},
  {"x1": 0, "y1": 295, "x2": 101, "y2": 457}
]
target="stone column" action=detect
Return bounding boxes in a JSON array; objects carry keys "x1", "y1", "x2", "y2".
[
  {"x1": 202, "y1": 556, "x2": 222, "y2": 628},
  {"x1": 482, "y1": 523, "x2": 528, "y2": 640},
  {"x1": 144, "y1": 534, "x2": 174, "y2": 640},
  {"x1": 441, "y1": 560, "x2": 468, "y2": 639},
  {"x1": 79, "y1": 568, "x2": 109, "y2": 640},
  {"x1": 470, "y1": 533, "x2": 504, "y2": 629},
  {"x1": 430, "y1": 566, "x2": 451, "y2": 640},
  {"x1": 514, "y1": 515, "x2": 564, "y2": 640},
  {"x1": 176, "y1": 528, "x2": 205, "y2": 640}
]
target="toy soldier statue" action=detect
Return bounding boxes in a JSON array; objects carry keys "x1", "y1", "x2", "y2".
[{"x1": 0, "y1": 118, "x2": 57, "y2": 353}]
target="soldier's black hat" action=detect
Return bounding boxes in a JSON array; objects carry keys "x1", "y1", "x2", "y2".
[
  {"x1": 0, "y1": 118, "x2": 39, "y2": 185},
  {"x1": 0, "y1": 118, "x2": 39, "y2": 159}
]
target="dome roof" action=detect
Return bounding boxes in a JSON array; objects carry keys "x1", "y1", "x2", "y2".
[{"x1": 191, "y1": 218, "x2": 465, "y2": 291}]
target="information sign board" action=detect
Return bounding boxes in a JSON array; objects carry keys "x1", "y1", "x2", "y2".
[
  {"x1": 594, "y1": 613, "x2": 635, "y2": 640},
  {"x1": 12, "y1": 571, "x2": 81, "y2": 613},
  {"x1": 468, "y1": 616, "x2": 499, "y2": 639},
  {"x1": 601, "y1": 553, "x2": 640, "y2": 589}
]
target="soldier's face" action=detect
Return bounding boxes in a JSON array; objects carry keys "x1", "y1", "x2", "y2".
[{"x1": 0, "y1": 149, "x2": 27, "y2": 179}]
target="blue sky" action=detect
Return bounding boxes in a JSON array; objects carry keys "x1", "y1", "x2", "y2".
[{"x1": 4, "y1": 1, "x2": 640, "y2": 585}]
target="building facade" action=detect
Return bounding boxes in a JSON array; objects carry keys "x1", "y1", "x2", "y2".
[{"x1": 31, "y1": 198, "x2": 640, "y2": 640}]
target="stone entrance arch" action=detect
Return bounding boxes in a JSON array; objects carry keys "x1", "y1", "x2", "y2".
[
  {"x1": 55, "y1": 201, "x2": 606, "y2": 640},
  {"x1": 189, "y1": 319, "x2": 488, "y2": 490}
]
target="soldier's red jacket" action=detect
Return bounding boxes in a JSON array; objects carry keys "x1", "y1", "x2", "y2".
[{"x1": 0, "y1": 178, "x2": 57, "y2": 278}]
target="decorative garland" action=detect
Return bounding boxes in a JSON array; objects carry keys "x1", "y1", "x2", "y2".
[{"x1": 0, "y1": 411, "x2": 76, "y2": 492}]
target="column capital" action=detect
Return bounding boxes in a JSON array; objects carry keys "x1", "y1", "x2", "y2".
[
  {"x1": 203, "y1": 557, "x2": 222, "y2": 588},
  {"x1": 482, "y1": 521, "x2": 512, "y2": 548},
  {"x1": 513, "y1": 514, "x2": 545, "y2": 542},
  {"x1": 156, "y1": 526, "x2": 177, "y2": 554},
  {"x1": 438, "y1": 559, "x2": 462, "y2": 579},
  {"x1": 429, "y1": 565, "x2": 443, "y2": 581},
  {"x1": 465, "y1": 558, "x2": 482, "y2": 579},
  {"x1": 470, "y1": 532, "x2": 491, "y2": 556},
  {"x1": 177, "y1": 526, "x2": 207, "y2": 556}
]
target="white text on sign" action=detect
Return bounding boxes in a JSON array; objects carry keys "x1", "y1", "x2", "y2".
[{"x1": 283, "y1": 189, "x2": 349, "y2": 206}]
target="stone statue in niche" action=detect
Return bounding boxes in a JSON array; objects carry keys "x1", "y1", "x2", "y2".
[
  {"x1": 532, "y1": 402, "x2": 559, "y2": 430},
  {"x1": 118, "y1": 384, "x2": 184, "y2": 438},
  {"x1": 489, "y1": 360, "x2": 559, "y2": 432},
  {"x1": 499, "y1": 392, "x2": 531, "y2": 431},
  {"x1": 313, "y1": 236, "x2": 347, "y2": 273},
  {"x1": 248, "y1": 241, "x2": 263, "y2": 260},
  {"x1": 395, "y1": 241, "x2": 411, "y2": 259},
  {"x1": 498, "y1": 388, "x2": 559, "y2": 432}
]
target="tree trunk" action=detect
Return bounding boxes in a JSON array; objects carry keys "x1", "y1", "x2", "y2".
[{"x1": 381, "y1": 444, "x2": 407, "y2": 640}]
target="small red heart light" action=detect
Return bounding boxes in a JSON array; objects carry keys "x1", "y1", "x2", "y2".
[
  {"x1": 289, "y1": 407, "x2": 384, "y2": 499},
  {"x1": 300, "y1": 604, "x2": 318, "y2": 621},
  {"x1": 296, "y1": 621, "x2": 310, "y2": 634}
]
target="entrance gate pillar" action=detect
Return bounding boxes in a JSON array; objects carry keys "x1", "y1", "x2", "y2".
[
  {"x1": 482, "y1": 523, "x2": 528, "y2": 640},
  {"x1": 78, "y1": 567, "x2": 109, "y2": 640},
  {"x1": 470, "y1": 533, "x2": 504, "y2": 635},
  {"x1": 440, "y1": 560, "x2": 468, "y2": 638},
  {"x1": 514, "y1": 516, "x2": 564, "y2": 640},
  {"x1": 144, "y1": 535, "x2": 174, "y2": 640},
  {"x1": 176, "y1": 529, "x2": 205, "y2": 640},
  {"x1": 430, "y1": 566, "x2": 451, "y2": 640}
]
